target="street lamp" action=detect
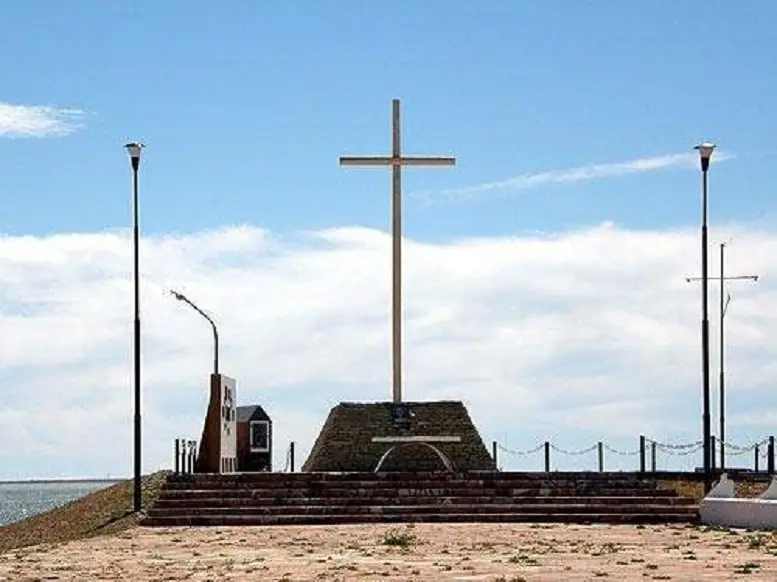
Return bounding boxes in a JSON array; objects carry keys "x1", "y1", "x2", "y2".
[
  {"x1": 694, "y1": 141, "x2": 715, "y2": 481},
  {"x1": 125, "y1": 141, "x2": 145, "y2": 513},
  {"x1": 170, "y1": 290, "x2": 219, "y2": 376},
  {"x1": 686, "y1": 241, "x2": 758, "y2": 469}
]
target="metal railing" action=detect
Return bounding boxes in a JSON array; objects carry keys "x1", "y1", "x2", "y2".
[
  {"x1": 171, "y1": 438, "x2": 298, "y2": 473},
  {"x1": 173, "y1": 438, "x2": 198, "y2": 474}
]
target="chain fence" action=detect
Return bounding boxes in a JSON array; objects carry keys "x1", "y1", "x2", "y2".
[{"x1": 493, "y1": 435, "x2": 776, "y2": 474}]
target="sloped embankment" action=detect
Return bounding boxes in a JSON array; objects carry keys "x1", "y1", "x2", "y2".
[{"x1": 0, "y1": 471, "x2": 168, "y2": 553}]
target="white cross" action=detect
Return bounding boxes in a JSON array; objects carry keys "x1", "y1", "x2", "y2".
[{"x1": 340, "y1": 99, "x2": 456, "y2": 403}]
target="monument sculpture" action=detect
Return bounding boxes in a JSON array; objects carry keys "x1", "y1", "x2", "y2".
[
  {"x1": 304, "y1": 99, "x2": 494, "y2": 473},
  {"x1": 195, "y1": 374, "x2": 238, "y2": 473}
]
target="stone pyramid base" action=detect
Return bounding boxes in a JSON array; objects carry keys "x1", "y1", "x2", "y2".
[{"x1": 302, "y1": 401, "x2": 496, "y2": 473}]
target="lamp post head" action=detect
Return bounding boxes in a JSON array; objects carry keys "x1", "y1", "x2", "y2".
[
  {"x1": 694, "y1": 142, "x2": 716, "y2": 171},
  {"x1": 170, "y1": 290, "x2": 186, "y2": 302},
  {"x1": 125, "y1": 142, "x2": 145, "y2": 170}
]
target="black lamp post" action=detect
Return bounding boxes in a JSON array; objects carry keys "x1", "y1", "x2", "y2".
[
  {"x1": 125, "y1": 142, "x2": 145, "y2": 513},
  {"x1": 170, "y1": 290, "x2": 219, "y2": 376},
  {"x1": 694, "y1": 141, "x2": 715, "y2": 479}
]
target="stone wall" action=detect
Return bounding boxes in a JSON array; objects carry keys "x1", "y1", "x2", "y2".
[{"x1": 302, "y1": 401, "x2": 496, "y2": 472}]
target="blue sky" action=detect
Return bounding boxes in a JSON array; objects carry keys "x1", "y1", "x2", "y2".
[
  {"x1": 3, "y1": 2, "x2": 777, "y2": 478},
  {"x1": 3, "y1": 2, "x2": 777, "y2": 238}
]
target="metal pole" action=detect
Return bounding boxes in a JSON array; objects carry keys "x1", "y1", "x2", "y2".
[
  {"x1": 650, "y1": 441, "x2": 657, "y2": 472},
  {"x1": 710, "y1": 435, "x2": 716, "y2": 472},
  {"x1": 719, "y1": 243, "x2": 725, "y2": 470},
  {"x1": 544, "y1": 441, "x2": 550, "y2": 472},
  {"x1": 701, "y1": 164, "x2": 712, "y2": 480},
  {"x1": 597, "y1": 442, "x2": 604, "y2": 472},
  {"x1": 639, "y1": 435, "x2": 646, "y2": 473},
  {"x1": 213, "y1": 326, "x2": 218, "y2": 376},
  {"x1": 687, "y1": 249, "x2": 757, "y2": 474},
  {"x1": 180, "y1": 440, "x2": 187, "y2": 473},
  {"x1": 131, "y1": 158, "x2": 142, "y2": 513}
]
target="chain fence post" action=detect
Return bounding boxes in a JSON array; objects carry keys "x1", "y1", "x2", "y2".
[
  {"x1": 710, "y1": 436, "x2": 716, "y2": 473},
  {"x1": 650, "y1": 441, "x2": 657, "y2": 472},
  {"x1": 180, "y1": 437, "x2": 187, "y2": 473},
  {"x1": 597, "y1": 442, "x2": 604, "y2": 472}
]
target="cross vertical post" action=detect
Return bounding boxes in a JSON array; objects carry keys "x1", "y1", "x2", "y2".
[
  {"x1": 391, "y1": 99, "x2": 402, "y2": 406},
  {"x1": 340, "y1": 99, "x2": 456, "y2": 403}
]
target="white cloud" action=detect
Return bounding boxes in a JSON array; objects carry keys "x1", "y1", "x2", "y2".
[
  {"x1": 416, "y1": 151, "x2": 735, "y2": 203},
  {"x1": 0, "y1": 103, "x2": 86, "y2": 138},
  {"x1": 1, "y1": 221, "x2": 776, "y2": 478}
]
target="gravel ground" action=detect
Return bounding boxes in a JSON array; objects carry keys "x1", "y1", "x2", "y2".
[{"x1": 2, "y1": 522, "x2": 777, "y2": 581}]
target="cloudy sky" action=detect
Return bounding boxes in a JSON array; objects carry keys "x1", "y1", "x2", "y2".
[{"x1": 3, "y1": 2, "x2": 777, "y2": 478}]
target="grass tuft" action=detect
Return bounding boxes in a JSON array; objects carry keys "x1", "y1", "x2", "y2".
[{"x1": 380, "y1": 528, "x2": 416, "y2": 548}]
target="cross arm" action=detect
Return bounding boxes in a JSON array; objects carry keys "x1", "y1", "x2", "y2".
[
  {"x1": 685, "y1": 275, "x2": 759, "y2": 282},
  {"x1": 399, "y1": 156, "x2": 456, "y2": 166},
  {"x1": 339, "y1": 155, "x2": 456, "y2": 167},
  {"x1": 339, "y1": 156, "x2": 393, "y2": 166}
]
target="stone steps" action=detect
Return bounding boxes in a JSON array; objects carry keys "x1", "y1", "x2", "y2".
[
  {"x1": 148, "y1": 503, "x2": 698, "y2": 516},
  {"x1": 142, "y1": 512, "x2": 697, "y2": 527},
  {"x1": 158, "y1": 487, "x2": 678, "y2": 498},
  {"x1": 154, "y1": 495, "x2": 695, "y2": 508},
  {"x1": 161, "y1": 473, "x2": 655, "y2": 489},
  {"x1": 143, "y1": 472, "x2": 699, "y2": 527}
]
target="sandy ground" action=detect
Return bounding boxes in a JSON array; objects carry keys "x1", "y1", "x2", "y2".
[{"x1": 1, "y1": 522, "x2": 777, "y2": 581}]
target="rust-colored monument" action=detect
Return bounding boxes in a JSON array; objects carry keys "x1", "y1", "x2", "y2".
[{"x1": 195, "y1": 374, "x2": 237, "y2": 473}]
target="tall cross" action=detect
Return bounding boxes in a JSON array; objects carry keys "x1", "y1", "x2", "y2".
[{"x1": 340, "y1": 99, "x2": 456, "y2": 404}]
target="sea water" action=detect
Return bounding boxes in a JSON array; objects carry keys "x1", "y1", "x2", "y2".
[{"x1": 0, "y1": 481, "x2": 117, "y2": 527}]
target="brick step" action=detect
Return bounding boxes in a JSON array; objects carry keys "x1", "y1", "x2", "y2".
[
  {"x1": 148, "y1": 503, "x2": 698, "y2": 518},
  {"x1": 159, "y1": 486, "x2": 677, "y2": 498},
  {"x1": 142, "y1": 511, "x2": 699, "y2": 527},
  {"x1": 153, "y1": 495, "x2": 694, "y2": 509},
  {"x1": 162, "y1": 479, "x2": 662, "y2": 491},
  {"x1": 166, "y1": 471, "x2": 661, "y2": 483}
]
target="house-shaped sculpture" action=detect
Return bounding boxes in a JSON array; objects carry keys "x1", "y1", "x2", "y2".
[{"x1": 236, "y1": 404, "x2": 272, "y2": 472}]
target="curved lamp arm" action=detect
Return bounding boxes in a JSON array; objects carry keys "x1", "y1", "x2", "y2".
[{"x1": 170, "y1": 290, "x2": 219, "y2": 376}]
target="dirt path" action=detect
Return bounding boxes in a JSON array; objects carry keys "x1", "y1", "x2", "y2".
[{"x1": 1, "y1": 522, "x2": 776, "y2": 580}]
